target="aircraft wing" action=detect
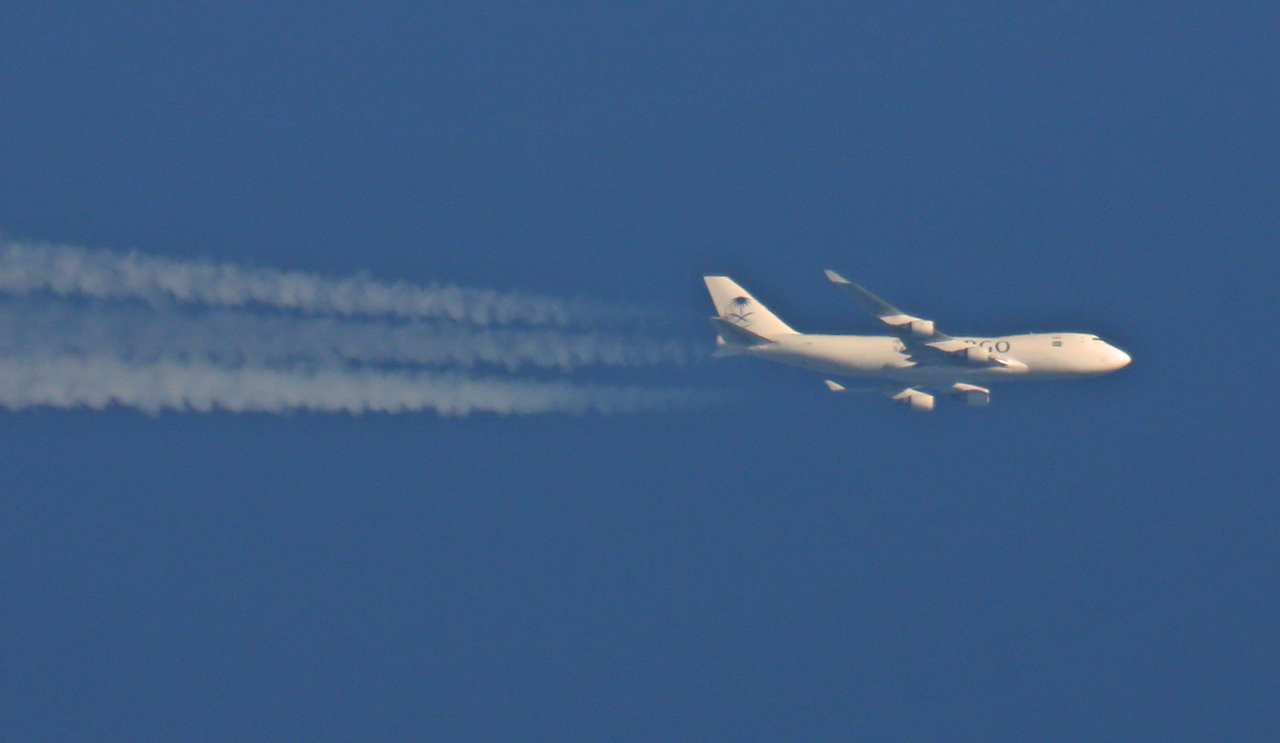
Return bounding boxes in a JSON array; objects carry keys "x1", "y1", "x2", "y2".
[
  {"x1": 823, "y1": 270, "x2": 1026, "y2": 370},
  {"x1": 824, "y1": 270, "x2": 945, "y2": 339}
]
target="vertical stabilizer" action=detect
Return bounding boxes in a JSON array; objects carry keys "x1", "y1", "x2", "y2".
[{"x1": 702, "y1": 276, "x2": 798, "y2": 341}]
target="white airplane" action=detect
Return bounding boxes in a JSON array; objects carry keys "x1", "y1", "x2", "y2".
[{"x1": 704, "y1": 271, "x2": 1131, "y2": 410}]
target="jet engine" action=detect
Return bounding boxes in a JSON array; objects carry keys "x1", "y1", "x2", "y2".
[
  {"x1": 908, "y1": 320, "x2": 935, "y2": 337},
  {"x1": 965, "y1": 345, "x2": 990, "y2": 364},
  {"x1": 950, "y1": 383, "x2": 990, "y2": 407},
  {"x1": 893, "y1": 389, "x2": 935, "y2": 412}
]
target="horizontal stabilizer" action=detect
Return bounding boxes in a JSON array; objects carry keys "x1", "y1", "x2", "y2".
[
  {"x1": 709, "y1": 317, "x2": 774, "y2": 347},
  {"x1": 824, "y1": 380, "x2": 846, "y2": 392}
]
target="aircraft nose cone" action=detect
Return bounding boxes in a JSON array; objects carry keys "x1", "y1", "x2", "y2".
[{"x1": 1111, "y1": 347, "x2": 1131, "y2": 369}]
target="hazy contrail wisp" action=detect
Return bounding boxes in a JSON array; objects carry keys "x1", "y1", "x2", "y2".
[
  {"x1": 0, "y1": 238, "x2": 637, "y2": 326},
  {"x1": 0, "y1": 237, "x2": 702, "y2": 416},
  {"x1": 0, "y1": 355, "x2": 697, "y2": 416}
]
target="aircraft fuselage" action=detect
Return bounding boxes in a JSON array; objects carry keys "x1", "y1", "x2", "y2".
[
  {"x1": 735, "y1": 332, "x2": 1131, "y2": 386},
  {"x1": 703, "y1": 273, "x2": 1131, "y2": 409}
]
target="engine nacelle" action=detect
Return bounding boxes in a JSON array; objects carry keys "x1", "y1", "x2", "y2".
[
  {"x1": 908, "y1": 320, "x2": 935, "y2": 337},
  {"x1": 894, "y1": 390, "x2": 935, "y2": 412},
  {"x1": 950, "y1": 384, "x2": 990, "y2": 407},
  {"x1": 965, "y1": 345, "x2": 990, "y2": 364}
]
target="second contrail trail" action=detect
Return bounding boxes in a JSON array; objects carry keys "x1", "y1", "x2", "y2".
[
  {"x1": 0, "y1": 238, "x2": 640, "y2": 327},
  {"x1": 0, "y1": 299, "x2": 695, "y2": 372},
  {"x1": 0, "y1": 355, "x2": 701, "y2": 415},
  {"x1": 0, "y1": 235, "x2": 706, "y2": 417}
]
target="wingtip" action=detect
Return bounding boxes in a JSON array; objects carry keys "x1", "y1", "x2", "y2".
[{"x1": 823, "y1": 269, "x2": 850, "y2": 284}]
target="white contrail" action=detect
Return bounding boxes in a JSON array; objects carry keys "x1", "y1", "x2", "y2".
[
  {"x1": 0, "y1": 299, "x2": 695, "y2": 372},
  {"x1": 0, "y1": 236, "x2": 705, "y2": 416},
  {"x1": 0, "y1": 354, "x2": 700, "y2": 416},
  {"x1": 0, "y1": 238, "x2": 638, "y2": 326}
]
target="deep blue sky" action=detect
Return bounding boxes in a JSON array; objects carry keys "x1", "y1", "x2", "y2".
[{"x1": 2, "y1": 3, "x2": 1277, "y2": 741}]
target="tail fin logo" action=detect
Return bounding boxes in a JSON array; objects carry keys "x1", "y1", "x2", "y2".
[{"x1": 727, "y1": 296, "x2": 754, "y2": 327}]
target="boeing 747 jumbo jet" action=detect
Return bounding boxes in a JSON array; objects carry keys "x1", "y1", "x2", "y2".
[{"x1": 704, "y1": 271, "x2": 1131, "y2": 410}]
